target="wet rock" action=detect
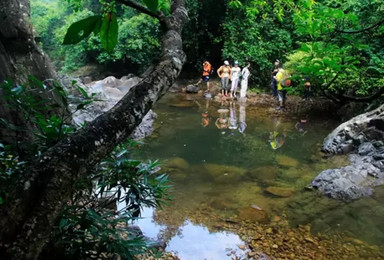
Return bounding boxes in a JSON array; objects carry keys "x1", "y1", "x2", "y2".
[
  {"x1": 186, "y1": 84, "x2": 199, "y2": 93},
  {"x1": 165, "y1": 157, "x2": 189, "y2": 169},
  {"x1": 265, "y1": 186, "x2": 294, "y2": 198},
  {"x1": 238, "y1": 206, "x2": 268, "y2": 223},
  {"x1": 310, "y1": 165, "x2": 376, "y2": 201},
  {"x1": 248, "y1": 165, "x2": 278, "y2": 181},
  {"x1": 276, "y1": 155, "x2": 299, "y2": 167}
]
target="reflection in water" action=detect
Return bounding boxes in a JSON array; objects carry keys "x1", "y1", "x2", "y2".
[
  {"x1": 135, "y1": 207, "x2": 245, "y2": 260},
  {"x1": 238, "y1": 102, "x2": 247, "y2": 134},
  {"x1": 166, "y1": 221, "x2": 245, "y2": 260}
]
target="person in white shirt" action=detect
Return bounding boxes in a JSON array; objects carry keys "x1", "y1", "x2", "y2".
[
  {"x1": 240, "y1": 63, "x2": 251, "y2": 98},
  {"x1": 230, "y1": 61, "x2": 241, "y2": 98}
]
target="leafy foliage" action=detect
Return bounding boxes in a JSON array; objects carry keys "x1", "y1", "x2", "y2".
[
  {"x1": 63, "y1": 15, "x2": 102, "y2": 45},
  {"x1": 31, "y1": 0, "x2": 162, "y2": 73},
  {"x1": 0, "y1": 78, "x2": 171, "y2": 258}
]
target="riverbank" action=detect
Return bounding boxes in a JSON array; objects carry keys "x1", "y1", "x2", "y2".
[{"x1": 173, "y1": 78, "x2": 341, "y2": 120}]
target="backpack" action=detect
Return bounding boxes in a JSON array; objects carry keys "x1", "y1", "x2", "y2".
[{"x1": 281, "y1": 73, "x2": 291, "y2": 87}]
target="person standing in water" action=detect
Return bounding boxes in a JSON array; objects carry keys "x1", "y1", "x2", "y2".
[
  {"x1": 230, "y1": 61, "x2": 241, "y2": 98},
  {"x1": 217, "y1": 60, "x2": 231, "y2": 97},
  {"x1": 196, "y1": 60, "x2": 212, "y2": 92},
  {"x1": 240, "y1": 62, "x2": 251, "y2": 99}
]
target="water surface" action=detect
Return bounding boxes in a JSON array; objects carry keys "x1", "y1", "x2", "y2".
[{"x1": 132, "y1": 94, "x2": 384, "y2": 258}]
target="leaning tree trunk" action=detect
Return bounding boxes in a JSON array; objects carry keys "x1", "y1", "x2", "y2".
[
  {"x1": 0, "y1": 0, "x2": 59, "y2": 149},
  {"x1": 0, "y1": 0, "x2": 188, "y2": 259}
]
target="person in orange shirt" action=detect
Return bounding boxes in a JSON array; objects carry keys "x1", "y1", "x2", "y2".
[{"x1": 196, "y1": 60, "x2": 212, "y2": 92}]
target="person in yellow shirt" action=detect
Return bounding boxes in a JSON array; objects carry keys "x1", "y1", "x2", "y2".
[
  {"x1": 275, "y1": 67, "x2": 287, "y2": 110},
  {"x1": 217, "y1": 60, "x2": 231, "y2": 97}
]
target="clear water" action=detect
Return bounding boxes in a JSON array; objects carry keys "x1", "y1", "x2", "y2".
[{"x1": 132, "y1": 94, "x2": 384, "y2": 258}]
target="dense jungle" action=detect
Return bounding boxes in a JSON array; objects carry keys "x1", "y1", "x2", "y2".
[{"x1": 1, "y1": 0, "x2": 384, "y2": 259}]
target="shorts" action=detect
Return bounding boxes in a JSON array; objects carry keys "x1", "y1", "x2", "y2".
[
  {"x1": 202, "y1": 75, "x2": 210, "y2": 82},
  {"x1": 221, "y1": 77, "x2": 229, "y2": 90},
  {"x1": 278, "y1": 89, "x2": 287, "y2": 102}
]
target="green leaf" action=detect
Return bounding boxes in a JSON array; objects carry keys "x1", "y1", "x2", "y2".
[
  {"x1": 100, "y1": 13, "x2": 119, "y2": 52},
  {"x1": 63, "y1": 15, "x2": 102, "y2": 45},
  {"x1": 143, "y1": 0, "x2": 158, "y2": 13}
]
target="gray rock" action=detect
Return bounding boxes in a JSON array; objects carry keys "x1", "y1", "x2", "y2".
[
  {"x1": 186, "y1": 84, "x2": 199, "y2": 93},
  {"x1": 358, "y1": 142, "x2": 376, "y2": 156},
  {"x1": 310, "y1": 154, "x2": 384, "y2": 201},
  {"x1": 311, "y1": 167, "x2": 373, "y2": 201},
  {"x1": 102, "y1": 76, "x2": 121, "y2": 88},
  {"x1": 130, "y1": 110, "x2": 157, "y2": 140},
  {"x1": 118, "y1": 76, "x2": 141, "y2": 94}
]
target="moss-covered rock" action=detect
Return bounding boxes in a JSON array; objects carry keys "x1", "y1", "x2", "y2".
[
  {"x1": 265, "y1": 186, "x2": 295, "y2": 198},
  {"x1": 276, "y1": 155, "x2": 299, "y2": 167},
  {"x1": 247, "y1": 165, "x2": 278, "y2": 181}
]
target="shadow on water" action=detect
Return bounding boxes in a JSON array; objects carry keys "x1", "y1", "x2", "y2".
[{"x1": 132, "y1": 93, "x2": 384, "y2": 258}]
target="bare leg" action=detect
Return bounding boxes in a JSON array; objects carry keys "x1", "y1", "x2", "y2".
[{"x1": 206, "y1": 81, "x2": 210, "y2": 91}]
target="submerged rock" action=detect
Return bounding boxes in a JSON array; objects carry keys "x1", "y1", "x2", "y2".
[
  {"x1": 165, "y1": 157, "x2": 190, "y2": 169},
  {"x1": 238, "y1": 206, "x2": 268, "y2": 223},
  {"x1": 265, "y1": 186, "x2": 294, "y2": 198},
  {"x1": 276, "y1": 155, "x2": 299, "y2": 167},
  {"x1": 248, "y1": 165, "x2": 278, "y2": 181},
  {"x1": 204, "y1": 163, "x2": 246, "y2": 183}
]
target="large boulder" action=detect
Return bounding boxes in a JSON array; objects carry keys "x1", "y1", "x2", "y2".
[
  {"x1": 311, "y1": 154, "x2": 384, "y2": 201},
  {"x1": 323, "y1": 105, "x2": 384, "y2": 154},
  {"x1": 312, "y1": 105, "x2": 384, "y2": 201}
]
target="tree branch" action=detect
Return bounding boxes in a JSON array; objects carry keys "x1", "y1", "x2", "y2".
[
  {"x1": 0, "y1": 0, "x2": 188, "y2": 259},
  {"x1": 341, "y1": 87, "x2": 384, "y2": 102},
  {"x1": 335, "y1": 18, "x2": 384, "y2": 34},
  {"x1": 117, "y1": 0, "x2": 165, "y2": 23}
]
